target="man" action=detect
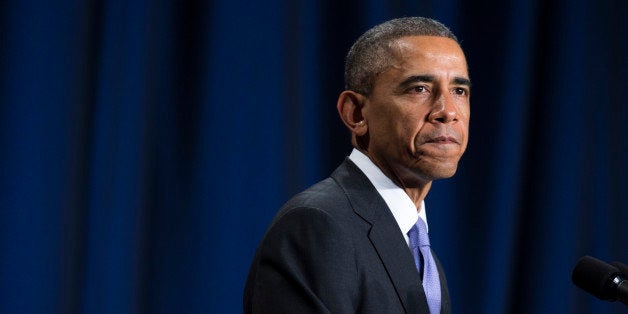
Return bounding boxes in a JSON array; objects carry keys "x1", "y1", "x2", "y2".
[{"x1": 244, "y1": 17, "x2": 470, "y2": 314}]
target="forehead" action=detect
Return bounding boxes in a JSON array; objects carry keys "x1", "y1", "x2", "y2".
[{"x1": 385, "y1": 35, "x2": 468, "y2": 77}]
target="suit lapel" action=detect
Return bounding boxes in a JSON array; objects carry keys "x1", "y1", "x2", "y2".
[
  {"x1": 433, "y1": 252, "x2": 451, "y2": 313},
  {"x1": 331, "y1": 159, "x2": 430, "y2": 313},
  {"x1": 367, "y1": 217, "x2": 428, "y2": 313}
]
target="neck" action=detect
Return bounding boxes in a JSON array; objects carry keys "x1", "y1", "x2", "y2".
[
  {"x1": 359, "y1": 148, "x2": 433, "y2": 210},
  {"x1": 402, "y1": 183, "x2": 431, "y2": 211}
]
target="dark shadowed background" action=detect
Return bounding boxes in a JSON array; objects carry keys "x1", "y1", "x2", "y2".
[{"x1": 0, "y1": 0, "x2": 626, "y2": 313}]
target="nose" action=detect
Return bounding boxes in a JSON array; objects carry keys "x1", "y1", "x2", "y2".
[{"x1": 427, "y1": 90, "x2": 457, "y2": 123}]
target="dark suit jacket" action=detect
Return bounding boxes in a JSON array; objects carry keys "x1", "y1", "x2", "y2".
[{"x1": 244, "y1": 159, "x2": 451, "y2": 313}]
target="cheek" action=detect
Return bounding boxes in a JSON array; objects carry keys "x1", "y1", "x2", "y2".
[
  {"x1": 456, "y1": 106, "x2": 471, "y2": 133},
  {"x1": 403, "y1": 116, "x2": 429, "y2": 150},
  {"x1": 394, "y1": 109, "x2": 421, "y2": 130},
  {"x1": 458, "y1": 102, "x2": 471, "y2": 120},
  {"x1": 377, "y1": 105, "x2": 414, "y2": 133}
]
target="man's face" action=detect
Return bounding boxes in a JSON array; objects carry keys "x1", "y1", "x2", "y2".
[{"x1": 361, "y1": 36, "x2": 470, "y2": 186}]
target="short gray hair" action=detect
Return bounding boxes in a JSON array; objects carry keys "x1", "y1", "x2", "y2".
[{"x1": 344, "y1": 17, "x2": 459, "y2": 95}]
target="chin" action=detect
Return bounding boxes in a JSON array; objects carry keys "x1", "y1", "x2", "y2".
[
  {"x1": 421, "y1": 163, "x2": 459, "y2": 180},
  {"x1": 429, "y1": 170, "x2": 457, "y2": 180}
]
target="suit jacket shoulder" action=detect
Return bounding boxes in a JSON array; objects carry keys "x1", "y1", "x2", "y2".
[{"x1": 244, "y1": 159, "x2": 450, "y2": 313}]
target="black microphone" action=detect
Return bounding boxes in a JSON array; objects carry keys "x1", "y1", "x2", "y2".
[
  {"x1": 572, "y1": 255, "x2": 628, "y2": 306},
  {"x1": 610, "y1": 261, "x2": 628, "y2": 277}
]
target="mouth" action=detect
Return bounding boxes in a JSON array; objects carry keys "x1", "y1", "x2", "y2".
[{"x1": 425, "y1": 136, "x2": 459, "y2": 145}]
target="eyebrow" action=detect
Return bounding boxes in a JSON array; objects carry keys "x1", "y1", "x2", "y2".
[
  {"x1": 398, "y1": 75, "x2": 472, "y2": 88},
  {"x1": 453, "y1": 77, "x2": 472, "y2": 88},
  {"x1": 399, "y1": 75, "x2": 436, "y2": 87}
]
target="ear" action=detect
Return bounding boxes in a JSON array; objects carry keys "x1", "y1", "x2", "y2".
[{"x1": 336, "y1": 90, "x2": 368, "y2": 136}]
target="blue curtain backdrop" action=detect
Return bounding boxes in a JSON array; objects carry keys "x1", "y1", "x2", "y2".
[{"x1": 0, "y1": 0, "x2": 626, "y2": 313}]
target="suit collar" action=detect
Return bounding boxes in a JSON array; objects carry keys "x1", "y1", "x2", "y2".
[
  {"x1": 347, "y1": 149, "x2": 428, "y2": 236},
  {"x1": 331, "y1": 159, "x2": 430, "y2": 313}
]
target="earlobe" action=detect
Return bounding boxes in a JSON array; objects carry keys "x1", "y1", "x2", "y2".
[{"x1": 337, "y1": 91, "x2": 368, "y2": 136}]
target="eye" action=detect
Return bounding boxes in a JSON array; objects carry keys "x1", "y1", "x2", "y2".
[
  {"x1": 453, "y1": 87, "x2": 469, "y2": 96},
  {"x1": 407, "y1": 85, "x2": 429, "y2": 94}
]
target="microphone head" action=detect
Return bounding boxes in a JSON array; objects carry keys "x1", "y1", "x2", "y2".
[
  {"x1": 610, "y1": 261, "x2": 628, "y2": 277},
  {"x1": 572, "y1": 255, "x2": 622, "y2": 301}
]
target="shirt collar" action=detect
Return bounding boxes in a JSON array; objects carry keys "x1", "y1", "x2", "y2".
[{"x1": 348, "y1": 149, "x2": 428, "y2": 244}]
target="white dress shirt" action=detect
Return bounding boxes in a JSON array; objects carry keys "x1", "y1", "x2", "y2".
[{"x1": 348, "y1": 149, "x2": 429, "y2": 247}]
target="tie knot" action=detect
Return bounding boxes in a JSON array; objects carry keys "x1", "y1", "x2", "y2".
[{"x1": 408, "y1": 218, "x2": 430, "y2": 248}]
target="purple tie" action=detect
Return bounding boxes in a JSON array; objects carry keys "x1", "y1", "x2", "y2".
[{"x1": 408, "y1": 218, "x2": 441, "y2": 314}]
